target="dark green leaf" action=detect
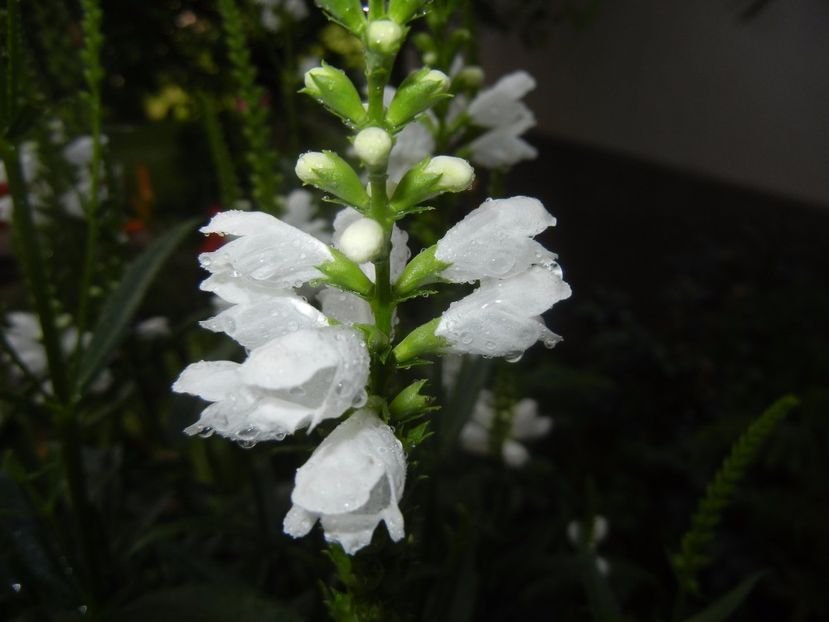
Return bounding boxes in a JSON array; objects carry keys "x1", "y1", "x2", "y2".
[
  {"x1": 681, "y1": 572, "x2": 767, "y2": 622},
  {"x1": 75, "y1": 219, "x2": 198, "y2": 392}
]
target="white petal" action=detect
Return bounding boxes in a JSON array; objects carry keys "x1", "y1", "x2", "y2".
[
  {"x1": 502, "y1": 439, "x2": 530, "y2": 467},
  {"x1": 467, "y1": 70, "x2": 536, "y2": 128},
  {"x1": 511, "y1": 398, "x2": 553, "y2": 440},
  {"x1": 284, "y1": 410, "x2": 406, "y2": 554},
  {"x1": 173, "y1": 361, "x2": 242, "y2": 401},
  {"x1": 199, "y1": 210, "x2": 332, "y2": 289},
  {"x1": 200, "y1": 273, "x2": 283, "y2": 304},
  {"x1": 459, "y1": 421, "x2": 490, "y2": 456},
  {"x1": 200, "y1": 294, "x2": 328, "y2": 348},
  {"x1": 318, "y1": 288, "x2": 374, "y2": 325},
  {"x1": 388, "y1": 121, "x2": 435, "y2": 183},
  {"x1": 436, "y1": 196, "x2": 556, "y2": 282},
  {"x1": 435, "y1": 267, "x2": 571, "y2": 357}
]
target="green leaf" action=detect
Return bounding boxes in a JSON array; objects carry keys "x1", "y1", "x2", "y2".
[
  {"x1": 75, "y1": 219, "x2": 198, "y2": 392},
  {"x1": 681, "y1": 572, "x2": 766, "y2": 622}
]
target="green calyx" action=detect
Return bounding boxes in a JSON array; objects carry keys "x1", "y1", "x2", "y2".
[
  {"x1": 295, "y1": 150, "x2": 370, "y2": 210},
  {"x1": 315, "y1": 0, "x2": 367, "y2": 35},
  {"x1": 316, "y1": 248, "x2": 375, "y2": 297},
  {"x1": 390, "y1": 379, "x2": 436, "y2": 420},
  {"x1": 394, "y1": 245, "x2": 448, "y2": 296},
  {"x1": 392, "y1": 317, "x2": 448, "y2": 365},
  {"x1": 388, "y1": 0, "x2": 429, "y2": 25},
  {"x1": 303, "y1": 64, "x2": 369, "y2": 128},
  {"x1": 386, "y1": 67, "x2": 451, "y2": 130}
]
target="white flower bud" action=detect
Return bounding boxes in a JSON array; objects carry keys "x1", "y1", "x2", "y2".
[
  {"x1": 424, "y1": 69, "x2": 451, "y2": 92},
  {"x1": 353, "y1": 127, "x2": 393, "y2": 167},
  {"x1": 367, "y1": 19, "x2": 404, "y2": 54},
  {"x1": 295, "y1": 151, "x2": 333, "y2": 183},
  {"x1": 337, "y1": 217, "x2": 384, "y2": 264},
  {"x1": 424, "y1": 156, "x2": 475, "y2": 192}
]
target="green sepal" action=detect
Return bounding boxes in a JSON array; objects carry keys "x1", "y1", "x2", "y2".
[
  {"x1": 394, "y1": 245, "x2": 449, "y2": 296},
  {"x1": 386, "y1": 67, "x2": 451, "y2": 129},
  {"x1": 353, "y1": 323, "x2": 389, "y2": 358},
  {"x1": 389, "y1": 158, "x2": 443, "y2": 213},
  {"x1": 393, "y1": 317, "x2": 447, "y2": 364},
  {"x1": 303, "y1": 63, "x2": 369, "y2": 128},
  {"x1": 388, "y1": 0, "x2": 429, "y2": 24},
  {"x1": 316, "y1": 0, "x2": 366, "y2": 34},
  {"x1": 396, "y1": 358, "x2": 434, "y2": 370},
  {"x1": 307, "y1": 150, "x2": 370, "y2": 210},
  {"x1": 316, "y1": 248, "x2": 375, "y2": 297},
  {"x1": 390, "y1": 379, "x2": 436, "y2": 420},
  {"x1": 402, "y1": 420, "x2": 434, "y2": 452},
  {"x1": 396, "y1": 288, "x2": 438, "y2": 303}
]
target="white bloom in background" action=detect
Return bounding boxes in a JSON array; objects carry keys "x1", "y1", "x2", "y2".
[
  {"x1": 254, "y1": 0, "x2": 308, "y2": 32},
  {"x1": 61, "y1": 135, "x2": 109, "y2": 218},
  {"x1": 464, "y1": 70, "x2": 537, "y2": 169},
  {"x1": 135, "y1": 316, "x2": 171, "y2": 340},
  {"x1": 459, "y1": 390, "x2": 553, "y2": 467},
  {"x1": 199, "y1": 210, "x2": 333, "y2": 293},
  {"x1": 283, "y1": 409, "x2": 406, "y2": 554},
  {"x1": 0, "y1": 160, "x2": 11, "y2": 223},
  {"x1": 435, "y1": 196, "x2": 558, "y2": 282},
  {"x1": 436, "y1": 266, "x2": 570, "y2": 358},
  {"x1": 173, "y1": 326, "x2": 370, "y2": 443},
  {"x1": 281, "y1": 189, "x2": 330, "y2": 243},
  {"x1": 567, "y1": 515, "x2": 611, "y2": 575},
  {"x1": 200, "y1": 293, "x2": 328, "y2": 349},
  {"x1": 387, "y1": 121, "x2": 435, "y2": 183}
]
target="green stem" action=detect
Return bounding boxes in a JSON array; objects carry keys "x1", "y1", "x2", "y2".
[
  {"x1": 0, "y1": 143, "x2": 70, "y2": 402},
  {"x1": 368, "y1": 0, "x2": 384, "y2": 20}
]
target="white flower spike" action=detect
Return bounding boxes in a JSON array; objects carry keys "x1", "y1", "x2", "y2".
[
  {"x1": 283, "y1": 409, "x2": 406, "y2": 555},
  {"x1": 467, "y1": 70, "x2": 536, "y2": 129},
  {"x1": 198, "y1": 210, "x2": 333, "y2": 293},
  {"x1": 173, "y1": 326, "x2": 370, "y2": 443},
  {"x1": 436, "y1": 266, "x2": 571, "y2": 358},
  {"x1": 435, "y1": 196, "x2": 558, "y2": 282}
]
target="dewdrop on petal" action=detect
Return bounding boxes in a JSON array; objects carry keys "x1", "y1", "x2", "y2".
[
  {"x1": 354, "y1": 127, "x2": 393, "y2": 168},
  {"x1": 337, "y1": 217, "x2": 384, "y2": 264},
  {"x1": 367, "y1": 19, "x2": 404, "y2": 54},
  {"x1": 423, "y1": 156, "x2": 475, "y2": 193}
]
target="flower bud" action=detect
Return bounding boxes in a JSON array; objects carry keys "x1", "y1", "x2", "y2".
[
  {"x1": 390, "y1": 379, "x2": 435, "y2": 420},
  {"x1": 337, "y1": 217, "x2": 384, "y2": 264},
  {"x1": 353, "y1": 127, "x2": 393, "y2": 168},
  {"x1": 295, "y1": 151, "x2": 370, "y2": 210},
  {"x1": 423, "y1": 156, "x2": 475, "y2": 193},
  {"x1": 390, "y1": 156, "x2": 475, "y2": 214},
  {"x1": 367, "y1": 20, "x2": 404, "y2": 55},
  {"x1": 393, "y1": 317, "x2": 447, "y2": 364},
  {"x1": 316, "y1": 247, "x2": 375, "y2": 297},
  {"x1": 303, "y1": 64, "x2": 369, "y2": 127},
  {"x1": 454, "y1": 66, "x2": 485, "y2": 90},
  {"x1": 386, "y1": 68, "x2": 451, "y2": 129}
]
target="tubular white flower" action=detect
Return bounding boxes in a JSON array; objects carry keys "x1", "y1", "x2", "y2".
[
  {"x1": 198, "y1": 210, "x2": 333, "y2": 293},
  {"x1": 467, "y1": 70, "x2": 536, "y2": 128},
  {"x1": 173, "y1": 326, "x2": 370, "y2": 443},
  {"x1": 423, "y1": 156, "x2": 475, "y2": 193},
  {"x1": 435, "y1": 266, "x2": 571, "y2": 357},
  {"x1": 435, "y1": 196, "x2": 557, "y2": 282},
  {"x1": 283, "y1": 409, "x2": 406, "y2": 555},
  {"x1": 338, "y1": 217, "x2": 384, "y2": 264},
  {"x1": 459, "y1": 390, "x2": 553, "y2": 467},
  {"x1": 200, "y1": 293, "x2": 329, "y2": 349},
  {"x1": 468, "y1": 116, "x2": 538, "y2": 169}
]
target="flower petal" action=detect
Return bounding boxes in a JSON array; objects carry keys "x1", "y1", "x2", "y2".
[
  {"x1": 467, "y1": 70, "x2": 536, "y2": 128},
  {"x1": 172, "y1": 360, "x2": 242, "y2": 402},
  {"x1": 318, "y1": 288, "x2": 374, "y2": 325}
]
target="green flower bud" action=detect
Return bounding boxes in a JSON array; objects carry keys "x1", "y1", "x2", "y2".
[
  {"x1": 388, "y1": 0, "x2": 428, "y2": 24},
  {"x1": 366, "y1": 20, "x2": 404, "y2": 55},
  {"x1": 316, "y1": 247, "x2": 375, "y2": 297},
  {"x1": 303, "y1": 64, "x2": 369, "y2": 128},
  {"x1": 353, "y1": 127, "x2": 393, "y2": 168},
  {"x1": 390, "y1": 156, "x2": 474, "y2": 214},
  {"x1": 393, "y1": 317, "x2": 447, "y2": 364},
  {"x1": 395, "y1": 245, "x2": 450, "y2": 296},
  {"x1": 338, "y1": 217, "x2": 384, "y2": 263},
  {"x1": 454, "y1": 66, "x2": 485, "y2": 91},
  {"x1": 390, "y1": 379, "x2": 436, "y2": 420},
  {"x1": 295, "y1": 151, "x2": 370, "y2": 210},
  {"x1": 315, "y1": 0, "x2": 366, "y2": 35},
  {"x1": 386, "y1": 67, "x2": 451, "y2": 129}
]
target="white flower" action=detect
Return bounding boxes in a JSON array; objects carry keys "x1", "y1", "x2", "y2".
[
  {"x1": 283, "y1": 409, "x2": 406, "y2": 554},
  {"x1": 200, "y1": 292, "x2": 328, "y2": 349},
  {"x1": 318, "y1": 288, "x2": 375, "y2": 326},
  {"x1": 199, "y1": 210, "x2": 333, "y2": 298},
  {"x1": 387, "y1": 121, "x2": 435, "y2": 184},
  {"x1": 567, "y1": 516, "x2": 611, "y2": 575},
  {"x1": 468, "y1": 115, "x2": 537, "y2": 169},
  {"x1": 467, "y1": 70, "x2": 536, "y2": 129},
  {"x1": 460, "y1": 390, "x2": 553, "y2": 467},
  {"x1": 435, "y1": 196, "x2": 558, "y2": 282},
  {"x1": 435, "y1": 266, "x2": 571, "y2": 358},
  {"x1": 135, "y1": 316, "x2": 171, "y2": 340},
  {"x1": 173, "y1": 326, "x2": 369, "y2": 443},
  {"x1": 254, "y1": 0, "x2": 308, "y2": 32},
  {"x1": 281, "y1": 189, "x2": 330, "y2": 243}
]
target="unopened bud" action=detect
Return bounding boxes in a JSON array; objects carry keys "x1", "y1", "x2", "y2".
[
  {"x1": 295, "y1": 151, "x2": 371, "y2": 210},
  {"x1": 423, "y1": 156, "x2": 475, "y2": 192},
  {"x1": 295, "y1": 152, "x2": 334, "y2": 183},
  {"x1": 386, "y1": 68, "x2": 451, "y2": 128},
  {"x1": 303, "y1": 65, "x2": 369, "y2": 127},
  {"x1": 353, "y1": 127, "x2": 392, "y2": 168},
  {"x1": 338, "y1": 217, "x2": 384, "y2": 264},
  {"x1": 455, "y1": 66, "x2": 485, "y2": 90},
  {"x1": 367, "y1": 20, "x2": 404, "y2": 55}
]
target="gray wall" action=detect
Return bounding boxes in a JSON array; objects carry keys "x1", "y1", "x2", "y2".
[{"x1": 480, "y1": 1, "x2": 829, "y2": 207}]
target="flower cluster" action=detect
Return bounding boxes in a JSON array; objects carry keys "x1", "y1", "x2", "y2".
[
  {"x1": 175, "y1": 0, "x2": 569, "y2": 555},
  {"x1": 253, "y1": 0, "x2": 308, "y2": 32}
]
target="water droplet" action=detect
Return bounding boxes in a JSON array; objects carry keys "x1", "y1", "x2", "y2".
[
  {"x1": 505, "y1": 352, "x2": 523, "y2": 364},
  {"x1": 223, "y1": 317, "x2": 237, "y2": 332},
  {"x1": 230, "y1": 269, "x2": 240, "y2": 278},
  {"x1": 238, "y1": 439, "x2": 257, "y2": 449},
  {"x1": 238, "y1": 426, "x2": 258, "y2": 438},
  {"x1": 543, "y1": 336, "x2": 560, "y2": 349},
  {"x1": 198, "y1": 426, "x2": 214, "y2": 438},
  {"x1": 352, "y1": 389, "x2": 368, "y2": 408},
  {"x1": 459, "y1": 331, "x2": 473, "y2": 345},
  {"x1": 484, "y1": 340, "x2": 496, "y2": 351},
  {"x1": 275, "y1": 432, "x2": 287, "y2": 441}
]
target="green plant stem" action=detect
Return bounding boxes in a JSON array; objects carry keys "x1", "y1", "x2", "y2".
[
  {"x1": 0, "y1": 143, "x2": 70, "y2": 402},
  {"x1": 75, "y1": 0, "x2": 105, "y2": 367},
  {"x1": 368, "y1": 0, "x2": 384, "y2": 20}
]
